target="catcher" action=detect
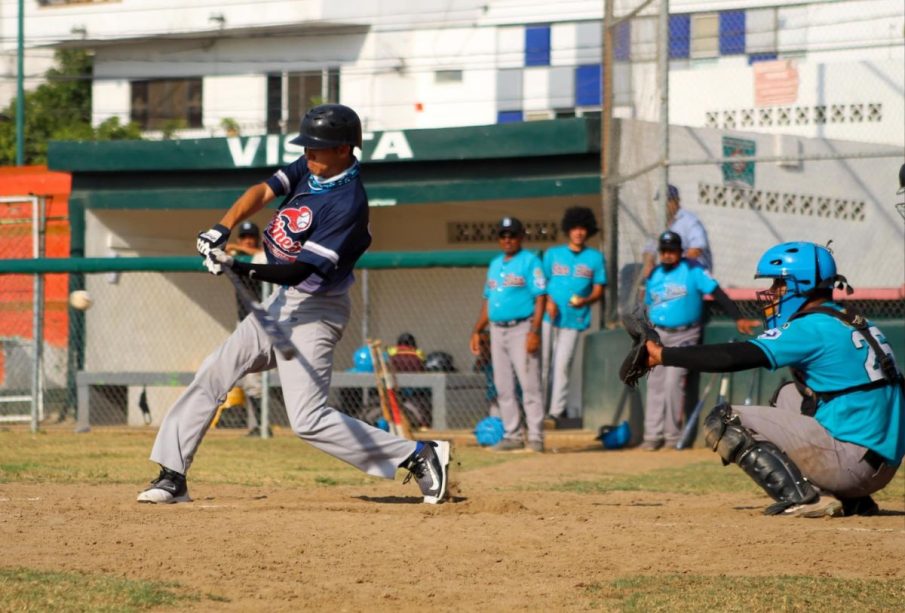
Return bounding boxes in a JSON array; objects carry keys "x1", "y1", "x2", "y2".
[{"x1": 621, "y1": 241, "x2": 904, "y2": 518}]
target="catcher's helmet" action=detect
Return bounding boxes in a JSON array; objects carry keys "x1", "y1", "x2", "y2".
[
  {"x1": 425, "y1": 351, "x2": 456, "y2": 372},
  {"x1": 658, "y1": 230, "x2": 682, "y2": 252},
  {"x1": 290, "y1": 104, "x2": 362, "y2": 149},
  {"x1": 754, "y1": 242, "x2": 844, "y2": 329}
]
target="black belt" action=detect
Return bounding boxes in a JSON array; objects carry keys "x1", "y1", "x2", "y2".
[
  {"x1": 492, "y1": 318, "x2": 529, "y2": 328},
  {"x1": 864, "y1": 449, "x2": 887, "y2": 471},
  {"x1": 655, "y1": 323, "x2": 698, "y2": 333}
]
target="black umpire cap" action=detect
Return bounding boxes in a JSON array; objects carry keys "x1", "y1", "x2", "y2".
[
  {"x1": 238, "y1": 221, "x2": 260, "y2": 239},
  {"x1": 496, "y1": 216, "x2": 524, "y2": 237}
]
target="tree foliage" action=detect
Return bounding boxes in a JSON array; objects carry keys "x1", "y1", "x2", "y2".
[{"x1": 0, "y1": 49, "x2": 142, "y2": 165}]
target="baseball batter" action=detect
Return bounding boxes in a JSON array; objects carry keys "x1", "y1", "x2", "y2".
[
  {"x1": 541, "y1": 207, "x2": 606, "y2": 423},
  {"x1": 470, "y1": 217, "x2": 546, "y2": 452},
  {"x1": 641, "y1": 231, "x2": 759, "y2": 450},
  {"x1": 643, "y1": 241, "x2": 904, "y2": 517},
  {"x1": 137, "y1": 104, "x2": 449, "y2": 505}
]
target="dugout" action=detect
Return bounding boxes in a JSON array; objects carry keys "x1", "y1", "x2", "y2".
[{"x1": 45, "y1": 117, "x2": 905, "y2": 432}]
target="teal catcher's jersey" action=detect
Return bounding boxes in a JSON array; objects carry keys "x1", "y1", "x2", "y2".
[{"x1": 749, "y1": 304, "x2": 904, "y2": 464}]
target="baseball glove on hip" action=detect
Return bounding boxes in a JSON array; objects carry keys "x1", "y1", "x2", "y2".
[{"x1": 619, "y1": 313, "x2": 661, "y2": 388}]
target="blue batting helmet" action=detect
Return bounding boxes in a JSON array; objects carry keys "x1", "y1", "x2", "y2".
[
  {"x1": 754, "y1": 242, "x2": 842, "y2": 329},
  {"x1": 474, "y1": 416, "x2": 504, "y2": 447},
  {"x1": 596, "y1": 421, "x2": 631, "y2": 450}
]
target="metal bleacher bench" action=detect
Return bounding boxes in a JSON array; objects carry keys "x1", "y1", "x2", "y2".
[{"x1": 76, "y1": 370, "x2": 484, "y2": 432}]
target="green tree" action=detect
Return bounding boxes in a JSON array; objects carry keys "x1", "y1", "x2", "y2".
[{"x1": 0, "y1": 49, "x2": 142, "y2": 165}]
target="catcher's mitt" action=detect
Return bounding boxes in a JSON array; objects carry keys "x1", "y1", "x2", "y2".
[{"x1": 619, "y1": 313, "x2": 662, "y2": 388}]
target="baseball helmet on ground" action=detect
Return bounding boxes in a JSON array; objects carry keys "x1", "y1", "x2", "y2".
[
  {"x1": 474, "y1": 416, "x2": 504, "y2": 446},
  {"x1": 349, "y1": 345, "x2": 374, "y2": 373},
  {"x1": 754, "y1": 241, "x2": 848, "y2": 329},
  {"x1": 290, "y1": 104, "x2": 363, "y2": 149},
  {"x1": 425, "y1": 351, "x2": 456, "y2": 372},
  {"x1": 658, "y1": 230, "x2": 682, "y2": 252},
  {"x1": 596, "y1": 420, "x2": 631, "y2": 450}
]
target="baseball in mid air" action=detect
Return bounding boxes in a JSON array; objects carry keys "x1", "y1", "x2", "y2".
[{"x1": 69, "y1": 290, "x2": 93, "y2": 311}]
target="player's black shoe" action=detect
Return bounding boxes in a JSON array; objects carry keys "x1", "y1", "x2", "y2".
[
  {"x1": 137, "y1": 466, "x2": 191, "y2": 504},
  {"x1": 401, "y1": 440, "x2": 450, "y2": 504},
  {"x1": 840, "y1": 495, "x2": 879, "y2": 516}
]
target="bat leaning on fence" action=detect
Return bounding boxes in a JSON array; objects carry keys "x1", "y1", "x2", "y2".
[
  {"x1": 222, "y1": 266, "x2": 298, "y2": 360},
  {"x1": 367, "y1": 340, "x2": 400, "y2": 437},
  {"x1": 374, "y1": 343, "x2": 413, "y2": 439}
]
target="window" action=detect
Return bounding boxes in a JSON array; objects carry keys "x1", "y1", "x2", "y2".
[
  {"x1": 719, "y1": 11, "x2": 746, "y2": 55},
  {"x1": 267, "y1": 69, "x2": 340, "y2": 132},
  {"x1": 130, "y1": 78, "x2": 202, "y2": 130},
  {"x1": 669, "y1": 14, "x2": 691, "y2": 59},
  {"x1": 525, "y1": 25, "x2": 551, "y2": 66},
  {"x1": 691, "y1": 13, "x2": 719, "y2": 59},
  {"x1": 575, "y1": 64, "x2": 601, "y2": 107},
  {"x1": 497, "y1": 110, "x2": 523, "y2": 124},
  {"x1": 435, "y1": 70, "x2": 463, "y2": 83}
]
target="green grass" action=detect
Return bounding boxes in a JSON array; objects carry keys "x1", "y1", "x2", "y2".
[
  {"x1": 0, "y1": 429, "x2": 523, "y2": 488},
  {"x1": 582, "y1": 574, "x2": 905, "y2": 611},
  {"x1": 0, "y1": 567, "x2": 218, "y2": 612}
]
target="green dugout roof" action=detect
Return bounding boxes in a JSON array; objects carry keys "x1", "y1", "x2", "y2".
[{"x1": 48, "y1": 117, "x2": 603, "y2": 210}]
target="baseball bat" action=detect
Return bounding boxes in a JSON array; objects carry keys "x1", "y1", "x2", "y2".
[
  {"x1": 367, "y1": 340, "x2": 399, "y2": 436},
  {"x1": 375, "y1": 343, "x2": 413, "y2": 439},
  {"x1": 222, "y1": 266, "x2": 297, "y2": 360},
  {"x1": 675, "y1": 371, "x2": 719, "y2": 450}
]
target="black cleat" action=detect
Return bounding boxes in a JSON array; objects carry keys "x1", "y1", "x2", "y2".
[
  {"x1": 840, "y1": 495, "x2": 879, "y2": 516},
  {"x1": 137, "y1": 466, "x2": 191, "y2": 504},
  {"x1": 401, "y1": 441, "x2": 450, "y2": 504}
]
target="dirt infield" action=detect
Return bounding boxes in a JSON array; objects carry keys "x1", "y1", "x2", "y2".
[{"x1": 1, "y1": 429, "x2": 904, "y2": 611}]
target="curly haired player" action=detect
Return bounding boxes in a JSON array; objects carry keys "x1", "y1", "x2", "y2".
[{"x1": 638, "y1": 241, "x2": 903, "y2": 517}]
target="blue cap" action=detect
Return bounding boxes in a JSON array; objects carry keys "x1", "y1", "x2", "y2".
[{"x1": 667, "y1": 184, "x2": 680, "y2": 200}]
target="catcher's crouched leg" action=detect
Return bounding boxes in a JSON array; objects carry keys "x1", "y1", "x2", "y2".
[{"x1": 703, "y1": 403, "x2": 819, "y2": 515}]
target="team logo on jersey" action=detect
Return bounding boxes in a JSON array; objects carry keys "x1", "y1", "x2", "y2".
[
  {"x1": 281, "y1": 206, "x2": 313, "y2": 232},
  {"x1": 502, "y1": 273, "x2": 527, "y2": 288},
  {"x1": 574, "y1": 264, "x2": 593, "y2": 279},
  {"x1": 757, "y1": 328, "x2": 782, "y2": 340},
  {"x1": 267, "y1": 206, "x2": 313, "y2": 253},
  {"x1": 552, "y1": 263, "x2": 570, "y2": 276}
]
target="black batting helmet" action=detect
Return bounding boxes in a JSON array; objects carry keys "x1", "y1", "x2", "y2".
[
  {"x1": 561, "y1": 206, "x2": 599, "y2": 237},
  {"x1": 658, "y1": 231, "x2": 683, "y2": 252},
  {"x1": 425, "y1": 351, "x2": 456, "y2": 373},
  {"x1": 290, "y1": 104, "x2": 363, "y2": 149}
]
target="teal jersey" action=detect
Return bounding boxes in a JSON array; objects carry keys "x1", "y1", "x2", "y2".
[
  {"x1": 542, "y1": 245, "x2": 606, "y2": 331},
  {"x1": 484, "y1": 250, "x2": 546, "y2": 322},
  {"x1": 749, "y1": 305, "x2": 904, "y2": 464},
  {"x1": 644, "y1": 260, "x2": 718, "y2": 328}
]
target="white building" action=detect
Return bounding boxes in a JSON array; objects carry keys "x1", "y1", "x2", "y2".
[{"x1": 1, "y1": 0, "x2": 901, "y2": 144}]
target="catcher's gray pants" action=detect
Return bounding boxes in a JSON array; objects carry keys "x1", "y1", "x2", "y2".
[
  {"x1": 490, "y1": 320, "x2": 544, "y2": 443},
  {"x1": 150, "y1": 286, "x2": 417, "y2": 478},
  {"x1": 644, "y1": 325, "x2": 701, "y2": 444},
  {"x1": 734, "y1": 384, "x2": 899, "y2": 498},
  {"x1": 541, "y1": 322, "x2": 581, "y2": 418}
]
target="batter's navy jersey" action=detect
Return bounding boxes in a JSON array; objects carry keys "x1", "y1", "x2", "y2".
[
  {"x1": 264, "y1": 157, "x2": 371, "y2": 294},
  {"x1": 484, "y1": 250, "x2": 546, "y2": 322},
  {"x1": 645, "y1": 259, "x2": 718, "y2": 328},
  {"x1": 542, "y1": 245, "x2": 606, "y2": 331},
  {"x1": 749, "y1": 305, "x2": 904, "y2": 464}
]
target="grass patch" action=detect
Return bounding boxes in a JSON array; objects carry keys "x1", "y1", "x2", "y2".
[
  {"x1": 582, "y1": 574, "x2": 905, "y2": 611},
  {"x1": 0, "y1": 567, "x2": 218, "y2": 612},
  {"x1": 546, "y1": 461, "x2": 764, "y2": 496}
]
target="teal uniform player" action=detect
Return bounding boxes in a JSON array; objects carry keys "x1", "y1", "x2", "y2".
[{"x1": 644, "y1": 241, "x2": 903, "y2": 517}]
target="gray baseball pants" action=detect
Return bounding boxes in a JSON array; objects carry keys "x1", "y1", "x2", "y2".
[
  {"x1": 541, "y1": 322, "x2": 581, "y2": 418},
  {"x1": 490, "y1": 320, "x2": 544, "y2": 443},
  {"x1": 150, "y1": 286, "x2": 417, "y2": 478},
  {"x1": 734, "y1": 384, "x2": 899, "y2": 497},
  {"x1": 644, "y1": 325, "x2": 701, "y2": 445}
]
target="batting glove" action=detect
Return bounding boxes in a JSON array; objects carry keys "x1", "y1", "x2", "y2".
[
  {"x1": 204, "y1": 248, "x2": 234, "y2": 276},
  {"x1": 196, "y1": 224, "x2": 231, "y2": 257}
]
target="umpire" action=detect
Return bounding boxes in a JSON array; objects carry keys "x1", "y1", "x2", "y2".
[
  {"x1": 470, "y1": 217, "x2": 547, "y2": 452},
  {"x1": 641, "y1": 231, "x2": 759, "y2": 450}
]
